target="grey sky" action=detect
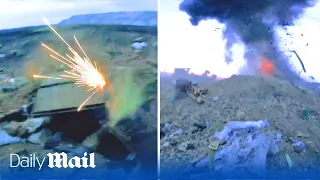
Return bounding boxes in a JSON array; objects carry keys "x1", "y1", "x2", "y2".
[
  {"x1": 0, "y1": 0, "x2": 157, "y2": 30},
  {"x1": 159, "y1": 0, "x2": 181, "y2": 12}
]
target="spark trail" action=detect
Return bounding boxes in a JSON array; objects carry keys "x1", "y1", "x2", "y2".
[{"x1": 33, "y1": 17, "x2": 107, "y2": 111}]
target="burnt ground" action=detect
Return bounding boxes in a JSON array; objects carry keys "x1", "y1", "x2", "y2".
[{"x1": 160, "y1": 74, "x2": 320, "y2": 174}]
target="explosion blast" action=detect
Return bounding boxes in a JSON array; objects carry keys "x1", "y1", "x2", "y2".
[{"x1": 179, "y1": 0, "x2": 317, "y2": 80}]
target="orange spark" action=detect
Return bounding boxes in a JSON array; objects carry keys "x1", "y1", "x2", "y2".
[{"x1": 33, "y1": 17, "x2": 108, "y2": 111}]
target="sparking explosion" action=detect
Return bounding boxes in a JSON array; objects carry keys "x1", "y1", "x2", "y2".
[{"x1": 33, "y1": 17, "x2": 108, "y2": 111}]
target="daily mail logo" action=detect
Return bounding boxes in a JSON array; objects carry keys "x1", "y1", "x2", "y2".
[{"x1": 9, "y1": 152, "x2": 96, "y2": 170}]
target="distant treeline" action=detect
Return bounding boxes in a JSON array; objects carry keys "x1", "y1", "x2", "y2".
[
  {"x1": 0, "y1": 24, "x2": 157, "y2": 38},
  {"x1": 71, "y1": 24, "x2": 158, "y2": 35}
]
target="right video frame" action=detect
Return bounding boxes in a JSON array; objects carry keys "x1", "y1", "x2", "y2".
[{"x1": 159, "y1": 0, "x2": 320, "y2": 178}]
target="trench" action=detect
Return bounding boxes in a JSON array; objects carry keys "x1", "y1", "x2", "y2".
[{"x1": 44, "y1": 107, "x2": 132, "y2": 161}]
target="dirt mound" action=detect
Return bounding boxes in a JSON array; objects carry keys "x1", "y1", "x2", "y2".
[{"x1": 160, "y1": 75, "x2": 320, "y2": 173}]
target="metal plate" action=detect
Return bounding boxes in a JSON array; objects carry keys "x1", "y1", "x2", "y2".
[
  {"x1": 32, "y1": 82, "x2": 106, "y2": 116},
  {"x1": 209, "y1": 140, "x2": 220, "y2": 150},
  {"x1": 38, "y1": 72, "x2": 72, "y2": 87}
]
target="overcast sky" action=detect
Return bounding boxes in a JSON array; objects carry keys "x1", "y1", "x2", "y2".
[{"x1": 0, "y1": 0, "x2": 157, "y2": 29}]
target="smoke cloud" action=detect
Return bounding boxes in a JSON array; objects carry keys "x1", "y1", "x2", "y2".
[{"x1": 179, "y1": 0, "x2": 317, "y2": 80}]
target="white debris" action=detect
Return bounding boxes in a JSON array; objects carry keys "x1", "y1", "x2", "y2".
[
  {"x1": 0, "y1": 129, "x2": 24, "y2": 146},
  {"x1": 212, "y1": 96, "x2": 219, "y2": 102},
  {"x1": 0, "y1": 53, "x2": 6, "y2": 61},
  {"x1": 131, "y1": 42, "x2": 148, "y2": 50},
  {"x1": 22, "y1": 117, "x2": 51, "y2": 134},
  {"x1": 215, "y1": 120, "x2": 269, "y2": 140}
]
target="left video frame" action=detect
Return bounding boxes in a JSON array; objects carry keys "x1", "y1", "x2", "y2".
[{"x1": 0, "y1": 0, "x2": 158, "y2": 179}]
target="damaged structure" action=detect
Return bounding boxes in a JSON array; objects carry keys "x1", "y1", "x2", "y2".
[
  {"x1": 32, "y1": 72, "x2": 106, "y2": 117},
  {"x1": 0, "y1": 71, "x2": 156, "y2": 176},
  {"x1": 175, "y1": 78, "x2": 208, "y2": 104}
]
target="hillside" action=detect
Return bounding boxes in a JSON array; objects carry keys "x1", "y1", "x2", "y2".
[
  {"x1": 59, "y1": 11, "x2": 157, "y2": 26},
  {"x1": 160, "y1": 75, "x2": 320, "y2": 176}
]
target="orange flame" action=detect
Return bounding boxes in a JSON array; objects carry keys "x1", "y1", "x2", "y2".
[{"x1": 261, "y1": 57, "x2": 275, "y2": 76}]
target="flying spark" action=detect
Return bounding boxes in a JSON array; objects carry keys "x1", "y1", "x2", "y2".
[{"x1": 33, "y1": 17, "x2": 107, "y2": 111}]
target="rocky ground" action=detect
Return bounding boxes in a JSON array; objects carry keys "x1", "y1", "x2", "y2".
[
  {"x1": 160, "y1": 74, "x2": 320, "y2": 177},
  {"x1": 0, "y1": 24, "x2": 157, "y2": 178}
]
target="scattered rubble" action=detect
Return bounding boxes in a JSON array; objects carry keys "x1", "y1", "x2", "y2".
[
  {"x1": 0, "y1": 25, "x2": 158, "y2": 178},
  {"x1": 235, "y1": 110, "x2": 246, "y2": 120},
  {"x1": 0, "y1": 79, "x2": 157, "y2": 178},
  {"x1": 161, "y1": 75, "x2": 320, "y2": 175},
  {"x1": 195, "y1": 120, "x2": 281, "y2": 175},
  {"x1": 27, "y1": 129, "x2": 52, "y2": 144},
  {"x1": 43, "y1": 132, "x2": 63, "y2": 149},
  {"x1": 0, "y1": 53, "x2": 6, "y2": 61},
  {"x1": 0, "y1": 129, "x2": 24, "y2": 146},
  {"x1": 174, "y1": 78, "x2": 208, "y2": 104},
  {"x1": 170, "y1": 128, "x2": 184, "y2": 137},
  {"x1": 193, "y1": 121, "x2": 207, "y2": 130},
  {"x1": 178, "y1": 142, "x2": 195, "y2": 152},
  {"x1": 2, "y1": 121, "x2": 24, "y2": 136},
  {"x1": 1, "y1": 116, "x2": 50, "y2": 137},
  {"x1": 292, "y1": 141, "x2": 306, "y2": 153},
  {"x1": 212, "y1": 96, "x2": 219, "y2": 102},
  {"x1": 0, "y1": 75, "x2": 29, "y2": 93}
]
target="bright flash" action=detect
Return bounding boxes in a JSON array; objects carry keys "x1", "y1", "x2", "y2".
[{"x1": 33, "y1": 17, "x2": 107, "y2": 111}]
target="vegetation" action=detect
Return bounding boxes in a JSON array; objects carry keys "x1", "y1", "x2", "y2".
[{"x1": 0, "y1": 24, "x2": 157, "y2": 115}]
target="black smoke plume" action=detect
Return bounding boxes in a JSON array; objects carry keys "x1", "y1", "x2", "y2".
[{"x1": 179, "y1": 0, "x2": 317, "y2": 80}]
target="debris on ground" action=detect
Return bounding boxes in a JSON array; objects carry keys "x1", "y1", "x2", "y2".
[
  {"x1": 285, "y1": 154, "x2": 293, "y2": 169},
  {"x1": 170, "y1": 128, "x2": 184, "y2": 137},
  {"x1": 187, "y1": 83, "x2": 208, "y2": 104},
  {"x1": 212, "y1": 96, "x2": 219, "y2": 102},
  {"x1": 0, "y1": 85, "x2": 157, "y2": 177},
  {"x1": 0, "y1": 69, "x2": 157, "y2": 178},
  {"x1": 0, "y1": 129, "x2": 24, "y2": 146},
  {"x1": 195, "y1": 120, "x2": 281, "y2": 175},
  {"x1": 0, "y1": 24, "x2": 157, "y2": 177},
  {"x1": 0, "y1": 76, "x2": 29, "y2": 93},
  {"x1": 160, "y1": 75, "x2": 320, "y2": 175},
  {"x1": 131, "y1": 37, "x2": 148, "y2": 54},
  {"x1": 174, "y1": 78, "x2": 208, "y2": 104},
  {"x1": 27, "y1": 129, "x2": 52, "y2": 144},
  {"x1": 0, "y1": 53, "x2": 6, "y2": 61},
  {"x1": 292, "y1": 141, "x2": 306, "y2": 153}
]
